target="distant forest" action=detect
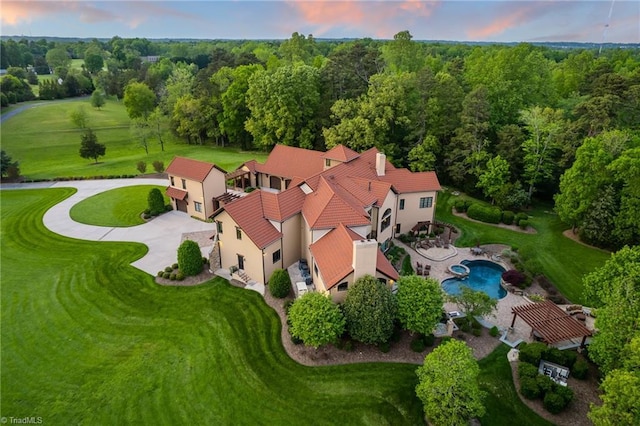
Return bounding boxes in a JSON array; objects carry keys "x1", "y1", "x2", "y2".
[{"x1": 1, "y1": 32, "x2": 639, "y2": 250}]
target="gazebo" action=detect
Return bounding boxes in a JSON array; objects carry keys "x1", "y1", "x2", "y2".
[{"x1": 511, "y1": 300, "x2": 592, "y2": 348}]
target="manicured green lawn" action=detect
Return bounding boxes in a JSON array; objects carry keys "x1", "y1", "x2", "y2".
[
  {"x1": 478, "y1": 345, "x2": 553, "y2": 426},
  {"x1": 1, "y1": 188, "x2": 424, "y2": 424},
  {"x1": 1, "y1": 100, "x2": 266, "y2": 179},
  {"x1": 69, "y1": 185, "x2": 169, "y2": 227},
  {"x1": 437, "y1": 191, "x2": 610, "y2": 304}
]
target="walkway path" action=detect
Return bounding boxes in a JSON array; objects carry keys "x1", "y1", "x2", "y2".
[{"x1": 2, "y1": 179, "x2": 216, "y2": 275}]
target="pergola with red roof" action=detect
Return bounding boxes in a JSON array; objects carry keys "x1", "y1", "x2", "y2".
[{"x1": 511, "y1": 301, "x2": 592, "y2": 348}]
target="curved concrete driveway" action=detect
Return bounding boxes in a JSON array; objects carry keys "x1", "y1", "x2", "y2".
[{"x1": 6, "y1": 179, "x2": 215, "y2": 275}]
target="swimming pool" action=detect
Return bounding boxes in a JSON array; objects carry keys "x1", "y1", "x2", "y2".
[{"x1": 442, "y1": 259, "x2": 507, "y2": 299}]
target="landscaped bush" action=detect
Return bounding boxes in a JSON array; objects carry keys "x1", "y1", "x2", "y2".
[
  {"x1": 571, "y1": 359, "x2": 589, "y2": 379},
  {"x1": 502, "y1": 269, "x2": 526, "y2": 286},
  {"x1": 411, "y1": 336, "x2": 426, "y2": 352},
  {"x1": 172, "y1": 263, "x2": 178, "y2": 269},
  {"x1": 520, "y1": 377, "x2": 542, "y2": 399},
  {"x1": 170, "y1": 273, "x2": 176, "y2": 280},
  {"x1": 518, "y1": 219, "x2": 529, "y2": 229},
  {"x1": 536, "y1": 375, "x2": 555, "y2": 394},
  {"x1": 136, "y1": 161, "x2": 147, "y2": 174},
  {"x1": 176, "y1": 271, "x2": 184, "y2": 281},
  {"x1": 502, "y1": 210, "x2": 515, "y2": 225},
  {"x1": 165, "y1": 266, "x2": 173, "y2": 273},
  {"x1": 423, "y1": 333, "x2": 435, "y2": 347},
  {"x1": 177, "y1": 240, "x2": 203, "y2": 276},
  {"x1": 543, "y1": 386, "x2": 573, "y2": 414},
  {"x1": 147, "y1": 188, "x2": 165, "y2": 216},
  {"x1": 152, "y1": 160, "x2": 165, "y2": 173},
  {"x1": 545, "y1": 347, "x2": 577, "y2": 369},
  {"x1": 472, "y1": 328, "x2": 482, "y2": 337},
  {"x1": 466, "y1": 203, "x2": 502, "y2": 224},
  {"x1": 269, "y1": 269, "x2": 291, "y2": 298},
  {"x1": 162, "y1": 272, "x2": 171, "y2": 279},
  {"x1": 514, "y1": 212, "x2": 528, "y2": 224},
  {"x1": 157, "y1": 271, "x2": 164, "y2": 277},
  {"x1": 454, "y1": 200, "x2": 467, "y2": 213},
  {"x1": 519, "y1": 342, "x2": 548, "y2": 366},
  {"x1": 518, "y1": 362, "x2": 539, "y2": 379},
  {"x1": 460, "y1": 323, "x2": 471, "y2": 333},
  {"x1": 471, "y1": 317, "x2": 482, "y2": 330},
  {"x1": 489, "y1": 326, "x2": 499, "y2": 337}
]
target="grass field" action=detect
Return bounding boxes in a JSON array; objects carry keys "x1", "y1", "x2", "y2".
[
  {"x1": 436, "y1": 191, "x2": 610, "y2": 304},
  {"x1": 1, "y1": 99, "x2": 267, "y2": 179},
  {"x1": 478, "y1": 345, "x2": 553, "y2": 426},
  {"x1": 69, "y1": 185, "x2": 169, "y2": 227},
  {"x1": 0, "y1": 188, "x2": 425, "y2": 424}
]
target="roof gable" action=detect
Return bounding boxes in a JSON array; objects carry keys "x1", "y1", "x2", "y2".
[
  {"x1": 257, "y1": 145, "x2": 324, "y2": 180},
  {"x1": 322, "y1": 145, "x2": 360, "y2": 162},
  {"x1": 166, "y1": 157, "x2": 227, "y2": 182},
  {"x1": 222, "y1": 190, "x2": 282, "y2": 249},
  {"x1": 302, "y1": 177, "x2": 370, "y2": 229}
]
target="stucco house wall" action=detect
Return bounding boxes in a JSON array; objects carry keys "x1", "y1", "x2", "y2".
[
  {"x1": 215, "y1": 211, "x2": 264, "y2": 283},
  {"x1": 395, "y1": 191, "x2": 438, "y2": 236}
]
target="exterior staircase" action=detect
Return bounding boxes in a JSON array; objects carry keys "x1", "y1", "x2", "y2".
[{"x1": 238, "y1": 270, "x2": 251, "y2": 283}]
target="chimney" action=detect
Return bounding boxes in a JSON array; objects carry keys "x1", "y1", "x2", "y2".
[
  {"x1": 376, "y1": 152, "x2": 386, "y2": 176},
  {"x1": 352, "y1": 239, "x2": 378, "y2": 279}
]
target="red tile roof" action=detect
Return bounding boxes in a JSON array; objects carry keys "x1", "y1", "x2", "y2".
[
  {"x1": 310, "y1": 224, "x2": 398, "y2": 289},
  {"x1": 166, "y1": 157, "x2": 227, "y2": 182},
  {"x1": 380, "y1": 169, "x2": 441, "y2": 193},
  {"x1": 322, "y1": 145, "x2": 360, "y2": 162},
  {"x1": 255, "y1": 145, "x2": 324, "y2": 179},
  {"x1": 166, "y1": 186, "x2": 188, "y2": 200},
  {"x1": 261, "y1": 186, "x2": 306, "y2": 222},
  {"x1": 302, "y1": 177, "x2": 370, "y2": 229},
  {"x1": 221, "y1": 191, "x2": 282, "y2": 249}
]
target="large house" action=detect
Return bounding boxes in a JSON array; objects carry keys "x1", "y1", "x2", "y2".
[
  {"x1": 211, "y1": 144, "x2": 441, "y2": 302},
  {"x1": 165, "y1": 157, "x2": 228, "y2": 220}
]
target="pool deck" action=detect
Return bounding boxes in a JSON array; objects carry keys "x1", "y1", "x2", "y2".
[{"x1": 393, "y1": 240, "x2": 536, "y2": 343}]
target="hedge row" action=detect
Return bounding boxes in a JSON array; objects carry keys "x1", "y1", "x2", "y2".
[
  {"x1": 22, "y1": 175, "x2": 139, "y2": 183},
  {"x1": 457, "y1": 201, "x2": 530, "y2": 228}
]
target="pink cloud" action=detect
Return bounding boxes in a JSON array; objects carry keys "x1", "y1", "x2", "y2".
[
  {"x1": 466, "y1": 3, "x2": 540, "y2": 39},
  {"x1": 285, "y1": 0, "x2": 440, "y2": 38}
]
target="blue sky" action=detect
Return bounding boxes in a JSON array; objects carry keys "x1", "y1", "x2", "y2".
[{"x1": 2, "y1": 1, "x2": 639, "y2": 43}]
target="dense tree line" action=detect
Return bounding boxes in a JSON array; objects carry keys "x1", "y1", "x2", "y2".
[{"x1": 2, "y1": 33, "x2": 639, "y2": 249}]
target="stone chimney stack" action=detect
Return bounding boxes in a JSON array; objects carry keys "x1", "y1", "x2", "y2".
[
  {"x1": 352, "y1": 239, "x2": 378, "y2": 279},
  {"x1": 376, "y1": 152, "x2": 386, "y2": 176}
]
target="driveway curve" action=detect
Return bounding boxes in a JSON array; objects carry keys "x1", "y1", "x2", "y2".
[
  {"x1": 1, "y1": 96, "x2": 89, "y2": 123},
  {"x1": 4, "y1": 179, "x2": 215, "y2": 275}
]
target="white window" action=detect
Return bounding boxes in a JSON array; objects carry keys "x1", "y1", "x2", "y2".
[
  {"x1": 380, "y1": 208, "x2": 392, "y2": 232},
  {"x1": 194, "y1": 201, "x2": 202, "y2": 213},
  {"x1": 337, "y1": 282, "x2": 348, "y2": 292},
  {"x1": 399, "y1": 199, "x2": 405, "y2": 210},
  {"x1": 272, "y1": 249, "x2": 281, "y2": 264},
  {"x1": 419, "y1": 197, "x2": 433, "y2": 209}
]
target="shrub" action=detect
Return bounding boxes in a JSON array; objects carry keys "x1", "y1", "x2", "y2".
[
  {"x1": 514, "y1": 212, "x2": 528, "y2": 224},
  {"x1": 519, "y1": 342, "x2": 548, "y2": 366},
  {"x1": 536, "y1": 375, "x2": 555, "y2": 394},
  {"x1": 502, "y1": 210, "x2": 515, "y2": 225},
  {"x1": 466, "y1": 203, "x2": 502, "y2": 224},
  {"x1": 472, "y1": 328, "x2": 482, "y2": 337},
  {"x1": 411, "y1": 336, "x2": 426, "y2": 352},
  {"x1": 471, "y1": 317, "x2": 482, "y2": 330},
  {"x1": 269, "y1": 269, "x2": 291, "y2": 298},
  {"x1": 423, "y1": 333, "x2": 435, "y2": 347},
  {"x1": 136, "y1": 161, "x2": 147, "y2": 174},
  {"x1": 400, "y1": 255, "x2": 414, "y2": 275},
  {"x1": 202, "y1": 256, "x2": 209, "y2": 264},
  {"x1": 176, "y1": 272, "x2": 184, "y2": 281},
  {"x1": 177, "y1": 240, "x2": 203, "y2": 276},
  {"x1": 165, "y1": 266, "x2": 173, "y2": 273},
  {"x1": 502, "y1": 269, "x2": 526, "y2": 286},
  {"x1": 562, "y1": 350, "x2": 578, "y2": 369},
  {"x1": 518, "y1": 362, "x2": 539, "y2": 379},
  {"x1": 460, "y1": 323, "x2": 471, "y2": 333},
  {"x1": 162, "y1": 272, "x2": 171, "y2": 279},
  {"x1": 152, "y1": 160, "x2": 165, "y2": 173},
  {"x1": 572, "y1": 359, "x2": 589, "y2": 379},
  {"x1": 489, "y1": 326, "x2": 499, "y2": 337},
  {"x1": 147, "y1": 188, "x2": 165, "y2": 216},
  {"x1": 157, "y1": 271, "x2": 164, "y2": 277},
  {"x1": 520, "y1": 377, "x2": 541, "y2": 399},
  {"x1": 169, "y1": 273, "x2": 176, "y2": 280},
  {"x1": 543, "y1": 387, "x2": 573, "y2": 414},
  {"x1": 454, "y1": 200, "x2": 467, "y2": 213},
  {"x1": 288, "y1": 292, "x2": 345, "y2": 348},
  {"x1": 519, "y1": 219, "x2": 529, "y2": 229}
]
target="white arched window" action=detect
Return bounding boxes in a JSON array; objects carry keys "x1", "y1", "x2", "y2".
[{"x1": 380, "y1": 208, "x2": 392, "y2": 232}]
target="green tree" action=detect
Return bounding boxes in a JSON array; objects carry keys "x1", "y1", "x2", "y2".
[
  {"x1": 381, "y1": 30, "x2": 423, "y2": 73},
  {"x1": 0, "y1": 150, "x2": 19, "y2": 178},
  {"x1": 177, "y1": 240, "x2": 203, "y2": 277},
  {"x1": 131, "y1": 117, "x2": 152, "y2": 154},
  {"x1": 408, "y1": 135, "x2": 439, "y2": 172},
  {"x1": 449, "y1": 287, "x2": 497, "y2": 327},
  {"x1": 588, "y1": 369, "x2": 640, "y2": 426},
  {"x1": 78, "y1": 129, "x2": 105, "y2": 164},
  {"x1": 90, "y1": 89, "x2": 105, "y2": 109},
  {"x1": 278, "y1": 32, "x2": 318, "y2": 65},
  {"x1": 172, "y1": 94, "x2": 210, "y2": 145},
  {"x1": 246, "y1": 64, "x2": 320, "y2": 150},
  {"x1": 477, "y1": 155, "x2": 511, "y2": 205},
  {"x1": 45, "y1": 47, "x2": 71, "y2": 73},
  {"x1": 343, "y1": 275, "x2": 397, "y2": 345},
  {"x1": 288, "y1": 292, "x2": 345, "y2": 348},
  {"x1": 396, "y1": 276, "x2": 443, "y2": 336},
  {"x1": 123, "y1": 81, "x2": 155, "y2": 119},
  {"x1": 583, "y1": 245, "x2": 640, "y2": 374},
  {"x1": 268, "y1": 269, "x2": 291, "y2": 298},
  {"x1": 147, "y1": 187, "x2": 164, "y2": 215},
  {"x1": 579, "y1": 185, "x2": 619, "y2": 249},
  {"x1": 84, "y1": 53, "x2": 104, "y2": 74},
  {"x1": 416, "y1": 339, "x2": 486, "y2": 425},
  {"x1": 520, "y1": 106, "x2": 564, "y2": 200},
  {"x1": 148, "y1": 107, "x2": 167, "y2": 152},
  {"x1": 69, "y1": 106, "x2": 89, "y2": 129}
]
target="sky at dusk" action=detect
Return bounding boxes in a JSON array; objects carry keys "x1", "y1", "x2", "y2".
[{"x1": 1, "y1": 1, "x2": 639, "y2": 43}]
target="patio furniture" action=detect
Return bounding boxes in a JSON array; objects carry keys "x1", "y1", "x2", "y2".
[{"x1": 416, "y1": 262, "x2": 423, "y2": 275}]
